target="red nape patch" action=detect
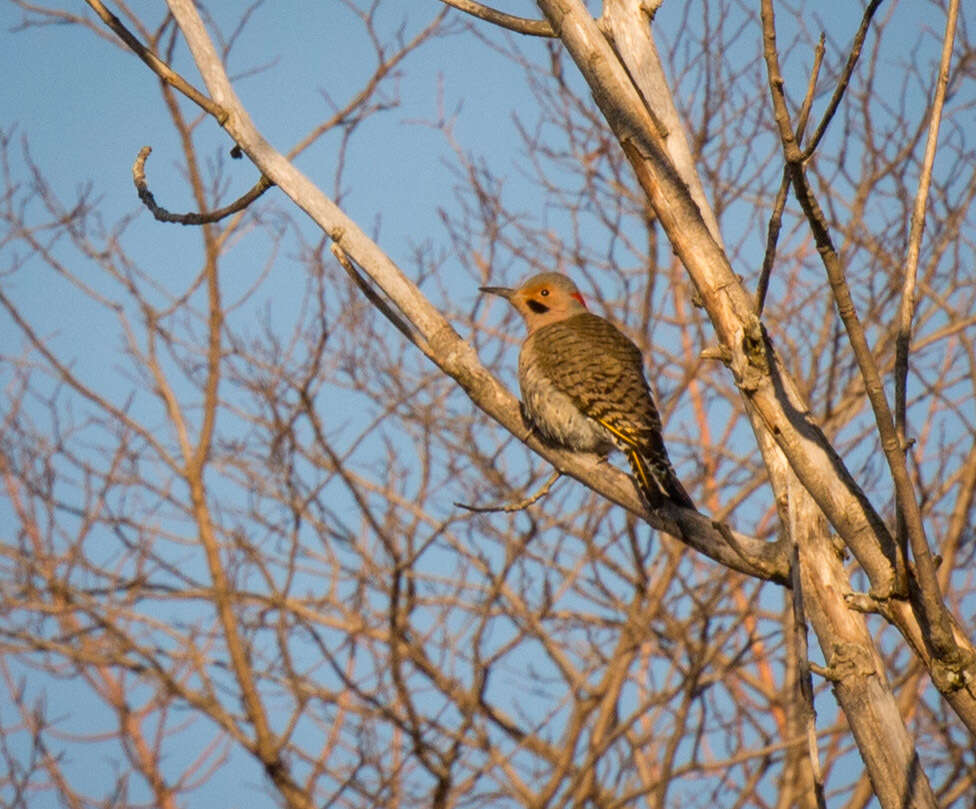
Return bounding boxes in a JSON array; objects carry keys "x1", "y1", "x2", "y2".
[{"x1": 571, "y1": 292, "x2": 588, "y2": 308}]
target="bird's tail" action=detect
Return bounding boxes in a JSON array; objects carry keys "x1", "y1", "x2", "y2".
[{"x1": 626, "y1": 448, "x2": 695, "y2": 511}]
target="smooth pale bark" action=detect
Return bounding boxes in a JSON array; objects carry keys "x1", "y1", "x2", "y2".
[{"x1": 785, "y1": 475, "x2": 936, "y2": 809}]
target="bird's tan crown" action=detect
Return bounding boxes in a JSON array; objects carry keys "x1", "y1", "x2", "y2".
[{"x1": 483, "y1": 272, "x2": 588, "y2": 332}]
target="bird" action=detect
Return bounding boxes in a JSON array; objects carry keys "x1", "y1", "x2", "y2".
[{"x1": 480, "y1": 272, "x2": 694, "y2": 510}]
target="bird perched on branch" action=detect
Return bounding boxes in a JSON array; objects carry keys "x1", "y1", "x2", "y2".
[{"x1": 480, "y1": 272, "x2": 694, "y2": 510}]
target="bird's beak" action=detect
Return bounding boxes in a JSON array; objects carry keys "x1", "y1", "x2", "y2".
[{"x1": 479, "y1": 285, "x2": 515, "y2": 300}]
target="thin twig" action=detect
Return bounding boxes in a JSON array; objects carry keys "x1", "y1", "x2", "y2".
[
  {"x1": 895, "y1": 0, "x2": 960, "y2": 440},
  {"x1": 132, "y1": 146, "x2": 273, "y2": 225},
  {"x1": 755, "y1": 170, "x2": 789, "y2": 315},
  {"x1": 329, "y1": 242, "x2": 427, "y2": 351},
  {"x1": 85, "y1": 0, "x2": 227, "y2": 123},
  {"x1": 286, "y1": 9, "x2": 449, "y2": 161},
  {"x1": 757, "y1": 35, "x2": 824, "y2": 313},
  {"x1": 438, "y1": 0, "x2": 554, "y2": 37},
  {"x1": 801, "y1": 0, "x2": 884, "y2": 161},
  {"x1": 787, "y1": 523, "x2": 828, "y2": 809},
  {"x1": 455, "y1": 471, "x2": 562, "y2": 513}
]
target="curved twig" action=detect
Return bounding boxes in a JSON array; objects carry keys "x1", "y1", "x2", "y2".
[{"x1": 132, "y1": 146, "x2": 273, "y2": 225}]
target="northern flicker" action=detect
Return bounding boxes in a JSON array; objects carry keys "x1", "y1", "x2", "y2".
[{"x1": 480, "y1": 272, "x2": 694, "y2": 510}]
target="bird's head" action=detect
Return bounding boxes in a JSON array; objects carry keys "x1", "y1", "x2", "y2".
[{"x1": 480, "y1": 272, "x2": 588, "y2": 332}]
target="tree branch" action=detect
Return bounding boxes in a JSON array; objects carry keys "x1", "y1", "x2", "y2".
[
  {"x1": 151, "y1": 0, "x2": 785, "y2": 585},
  {"x1": 84, "y1": 0, "x2": 227, "y2": 123},
  {"x1": 800, "y1": 1, "x2": 883, "y2": 161},
  {"x1": 895, "y1": 0, "x2": 960, "y2": 438},
  {"x1": 439, "y1": 0, "x2": 555, "y2": 36},
  {"x1": 757, "y1": 34, "x2": 824, "y2": 314},
  {"x1": 454, "y1": 470, "x2": 562, "y2": 513},
  {"x1": 132, "y1": 146, "x2": 273, "y2": 225}
]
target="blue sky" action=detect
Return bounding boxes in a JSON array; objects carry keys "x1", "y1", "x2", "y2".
[{"x1": 1, "y1": 1, "x2": 970, "y2": 807}]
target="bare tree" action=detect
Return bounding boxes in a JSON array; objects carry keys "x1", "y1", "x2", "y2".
[{"x1": 1, "y1": 2, "x2": 974, "y2": 808}]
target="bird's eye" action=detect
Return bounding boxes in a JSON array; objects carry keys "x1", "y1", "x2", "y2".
[{"x1": 539, "y1": 288, "x2": 549, "y2": 297}]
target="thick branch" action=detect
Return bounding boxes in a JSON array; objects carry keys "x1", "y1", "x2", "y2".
[
  {"x1": 790, "y1": 484, "x2": 937, "y2": 809},
  {"x1": 599, "y1": 0, "x2": 723, "y2": 247}
]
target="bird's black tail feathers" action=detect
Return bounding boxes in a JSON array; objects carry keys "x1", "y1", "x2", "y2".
[{"x1": 626, "y1": 449, "x2": 695, "y2": 511}]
